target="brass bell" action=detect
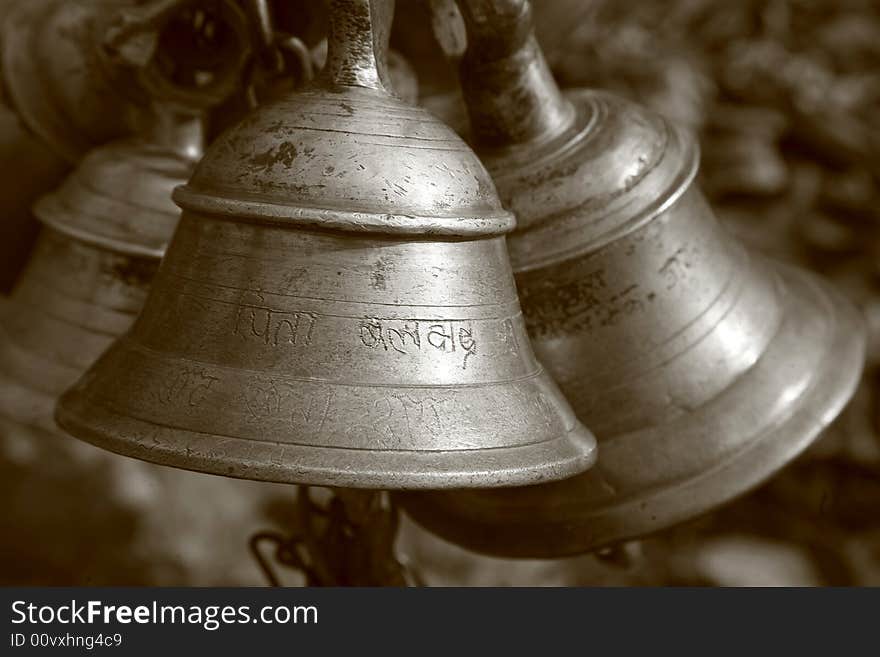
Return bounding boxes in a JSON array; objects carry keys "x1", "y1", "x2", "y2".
[
  {"x1": 396, "y1": 0, "x2": 866, "y2": 555},
  {"x1": 56, "y1": 0, "x2": 597, "y2": 490},
  {"x1": 0, "y1": 109, "x2": 203, "y2": 438}
]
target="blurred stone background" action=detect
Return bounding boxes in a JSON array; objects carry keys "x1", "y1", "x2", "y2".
[{"x1": 1, "y1": 0, "x2": 879, "y2": 586}]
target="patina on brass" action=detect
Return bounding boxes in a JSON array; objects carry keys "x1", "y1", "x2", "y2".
[
  {"x1": 0, "y1": 107, "x2": 203, "y2": 439},
  {"x1": 396, "y1": 0, "x2": 867, "y2": 556},
  {"x1": 56, "y1": 0, "x2": 597, "y2": 490}
]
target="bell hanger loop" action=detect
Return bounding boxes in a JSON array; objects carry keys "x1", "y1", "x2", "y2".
[
  {"x1": 456, "y1": 0, "x2": 574, "y2": 149},
  {"x1": 241, "y1": 0, "x2": 316, "y2": 107},
  {"x1": 243, "y1": 0, "x2": 286, "y2": 74},
  {"x1": 133, "y1": 101, "x2": 206, "y2": 166}
]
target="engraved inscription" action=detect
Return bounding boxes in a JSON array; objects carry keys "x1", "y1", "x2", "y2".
[
  {"x1": 154, "y1": 366, "x2": 219, "y2": 408},
  {"x1": 520, "y1": 265, "x2": 659, "y2": 337},
  {"x1": 234, "y1": 303, "x2": 317, "y2": 347},
  {"x1": 359, "y1": 318, "x2": 421, "y2": 354},
  {"x1": 345, "y1": 394, "x2": 453, "y2": 447},
  {"x1": 244, "y1": 381, "x2": 333, "y2": 435},
  {"x1": 499, "y1": 317, "x2": 520, "y2": 358},
  {"x1": 358, "y1": 318, "x2": 477, "y2": 369},
  {"x1": 427, "y1": 321, "x2": 477, "y2": 370},
  {"x1": 296, "y1": 389, "x2": 334, "y2": 433},
  {"x1": 658, "y1": 246, "x2": 696, "y2": 291},
  {"x1": 519, "y1": 239, "x2": 704, "y2": 338},
  {"x1": 243, "y1": 380, "x2": 284, "y2": 419}
]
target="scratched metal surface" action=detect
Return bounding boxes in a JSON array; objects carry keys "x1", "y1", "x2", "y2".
[
  {"x1": 399, "y1": 0, "x2": 880, "y2": 584},
  {"x1": 56, "y1": 0, "x2": 597, "y2": 490},
  {"x1": 394, "y1": 0, "x2": 866, "y2": 559}
]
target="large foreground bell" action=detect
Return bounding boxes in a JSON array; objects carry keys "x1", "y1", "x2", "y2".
[
  {"x1": 0, "y1": 114, "x2": 201, "y2": 438},
  {"x1": 56, "y1": 0, "x2": 596, "y2": 490},
  {"x1": 396, "y1": 0, "x2": 866, "y2": 555}
]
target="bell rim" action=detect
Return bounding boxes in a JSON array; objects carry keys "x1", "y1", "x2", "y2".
[
  {"x1": 172, "y1": 185, "x2": 517, "y2": 238},
  {"x1": 395, "y1": 264, "x2": 866, "y2": 556},
  {"x1": 54, "y1": 393, "x2": 597, "y2": 489}
]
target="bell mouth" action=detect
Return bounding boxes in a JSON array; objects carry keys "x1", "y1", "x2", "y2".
[
  {"x1": 395, "y1": 262, "x2": 866, "y2": 557},
  {"x1": 54, "y1": 392, "x2": 596, "y2": 490}
]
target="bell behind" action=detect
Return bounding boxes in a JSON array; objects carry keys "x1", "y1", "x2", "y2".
[
  {"x1": 395, "y1": 0, "x2": 866, "y2": 556},
  {"x1": 0, "y1": 136, "x2": 193, "y2": 438}
]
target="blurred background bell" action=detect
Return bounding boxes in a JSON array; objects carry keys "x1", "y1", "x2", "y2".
[
  {"x1": 0, "y1": 106, "x2": 277, "y2": 585},
  {"x1": 0, "y1": 0, "x2": 133, "y2": 291},
  {"x1": 396, "y1": 0, "x2": 867, "y2": 557},
  {"x1": 0, "y1": 0, "x2": 252, "y2": 289},
  {"x1": 56, "y1": 0, "x2": 597, "y2": 491},
  {"x1": 0, "y1": 106, "x2": 201, "y2": 443},
  {"x1": 0, "y1": 0, "x2": 323, "y2": 585}
]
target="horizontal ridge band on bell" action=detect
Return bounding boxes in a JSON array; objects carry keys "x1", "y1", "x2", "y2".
[
  {"x1": 31, "y1": 139, "x2": 196, "y2": 259},
  {"x1": 503, "y1": 93, "x2": 701, "y2": 271},
  {"x1": 388, "y1": 0, "x2": 867, "y2": 554},
  {"x1": 172, "y1": 185, "x2": 516, "y2": 237}
]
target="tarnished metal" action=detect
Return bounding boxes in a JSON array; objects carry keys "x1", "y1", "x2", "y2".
[
  {"x1": 396, "y1": 0, "x2": 867, "y2": 556},
  {"x1": 55, "y1": 0, "x2": 597, "y2": 490},
  {"x1": 0, "y1": 108, "x2": 202, "y2": 438},
  {"x1": 0, "y1": 0, "x2": 257, "y2": 288}
]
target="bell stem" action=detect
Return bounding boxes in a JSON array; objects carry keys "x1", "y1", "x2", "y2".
[
  {"x1": 319, "y1": 0, "x2": 395, "y2": 92},
  {"x1": 139, "y1": 102, "x2": 205, "y2": 163},
  {"x1": 456, "y1": 0, "x2": 573, "y2": 149}
]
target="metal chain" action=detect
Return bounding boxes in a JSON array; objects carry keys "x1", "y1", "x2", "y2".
[
  {"x1": 250, "y1": 487, "x2": 422, "y2": 587},
  {"x1": 241, "y1": 0, "x2": 316, "y2": 108}
]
